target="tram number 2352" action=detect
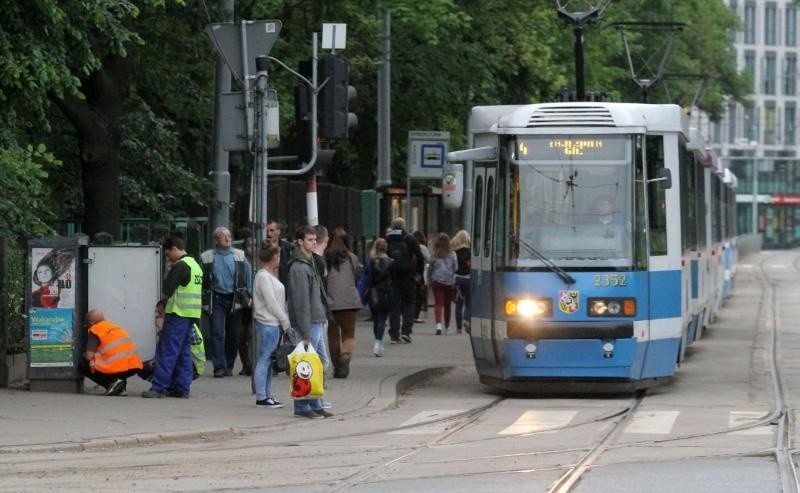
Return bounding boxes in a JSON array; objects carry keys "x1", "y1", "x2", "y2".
[{"x1": 593, "y1": 274, "x2": 628, "y2": 287}]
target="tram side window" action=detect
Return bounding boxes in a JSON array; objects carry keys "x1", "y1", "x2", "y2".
[
  {"x1": 695, "y1": 163, "x2": 707, "y2": 248},
  {"x1": 473, "y1": 175, "x2": 484, "y2": 257},
  {"x1": 646, "y1": 136, "x2": 668, "y2": 256},
  {"x1": 484, "y1": 176, "x2": 494, "y2": 258},
  {"x1": 679, "y1": 144, "x2": 698, "y2": 251}
]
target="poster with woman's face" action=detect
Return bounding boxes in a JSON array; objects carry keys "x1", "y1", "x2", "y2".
[{"x1": 30, "y1": 247, "x2": 76, "y2": 309}]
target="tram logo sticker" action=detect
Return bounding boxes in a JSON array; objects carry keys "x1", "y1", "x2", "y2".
[{"x1": 558, "y1": 290, "x2": 579, "y2": 314}]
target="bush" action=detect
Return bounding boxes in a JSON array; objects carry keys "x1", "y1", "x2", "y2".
[{"x1": 4, "y1": 242, "x2": 26, "y2": 354}]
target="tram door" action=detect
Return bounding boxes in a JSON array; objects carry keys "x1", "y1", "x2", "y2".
[{"x1": 471, "y1": 165, "x2": 497, "y2": 364}]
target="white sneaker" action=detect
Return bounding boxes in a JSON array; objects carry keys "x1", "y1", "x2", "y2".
[
  {"x1": 373, "y1": 340, "x2": 384, "y2": 357},
  {"x1": 435, "y1": 323, "x2": 443, "y2": 335}
]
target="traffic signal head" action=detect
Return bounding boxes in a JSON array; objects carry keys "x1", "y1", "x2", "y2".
[
  {"x1": 318, "y1": 56, "x2": 357, "y2": 140},
  {"x1": 294, "y1": 82, "x2": 312, "y2": 163}
]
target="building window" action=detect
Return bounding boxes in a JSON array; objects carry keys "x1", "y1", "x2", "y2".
[
  {"x1": 745, "y1": 105, "x2": 759, "y2": 143},
  {"x1": 785, "y1": 55, "x2": 797, "y2": 95},
  {"x1": 765, "y1": 3, "x2": 777, "y2": 45},
  {"x1": 764, "y1": 53, "x2": 777, "y2": 94},
  {"x1": 786, "y1": 104, "x2": 796, "y2": 145},
  {"x1": 728, "y1": 103, "x2": 738, "y2": 144},
  {"x1": 744, "y1": 2, "x2": 757, "y2": 44},
  {"x1": 765, "y1": 104, "x2": 776, "y2": 145},
  {"x1": 729, "y1": 0, "x2": 739, "y2": 43},
  {"x1": 745, "y1": 51, "x2": 757, "y2": 92},
  {"x1": 787, "y1": 5, "x2": 797, "y2": 46}
]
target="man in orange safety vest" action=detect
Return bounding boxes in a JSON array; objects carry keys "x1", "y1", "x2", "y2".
[{"x1": 81, "y1": 309, "x2": 143, "y2": 396}]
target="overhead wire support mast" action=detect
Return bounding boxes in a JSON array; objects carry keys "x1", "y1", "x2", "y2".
[
  {"x1": 553, "y1": 0, "x2": 611, "y2": 101},
  {"x1": 662, "y1": 73, "x2": 708, "y2": 110},
  {"x1": 613, "y1": 21, "x2": 685, "y2": 103}
]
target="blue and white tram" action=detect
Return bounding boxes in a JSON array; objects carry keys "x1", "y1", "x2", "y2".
[
  {"x1": 454, "y1": 102, "x2": 733, "y2": 392},
  {"x1": 721, "y1": 168, "x2": 738, "y2": 302}
]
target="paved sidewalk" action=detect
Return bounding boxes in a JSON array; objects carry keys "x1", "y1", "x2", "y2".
[{"x1": 0, "y1": 317, "x2": 473, "y2": 453}]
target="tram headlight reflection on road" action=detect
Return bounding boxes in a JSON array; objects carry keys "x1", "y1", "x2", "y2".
[{"x1": 505, "y1": 298, "x2": 552, "y2": 318}]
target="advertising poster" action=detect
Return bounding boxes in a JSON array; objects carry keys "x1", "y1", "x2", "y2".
[
  {"x1": 29, "y1": 308, "x2": 75, "y2": 367},
  {"x1": 30, "y1": 247, "x2": 76, "y2": 309}
]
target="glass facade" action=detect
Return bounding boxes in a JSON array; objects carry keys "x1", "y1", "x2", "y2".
[{"x1": 714, "y1": 2, "x2": 800, "y2": 247}]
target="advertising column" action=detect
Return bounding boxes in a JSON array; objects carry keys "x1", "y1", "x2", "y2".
[{"x1": 27, "y1": 236, "x2": 88, "y2": 392}]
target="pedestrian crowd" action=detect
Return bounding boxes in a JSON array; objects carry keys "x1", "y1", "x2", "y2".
[{"x1": 80, "y1": 217, "x2": 472, "y2": 421}]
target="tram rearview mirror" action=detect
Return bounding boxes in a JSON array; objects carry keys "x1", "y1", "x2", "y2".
[{"x1": 648, "y1": 168, "x2": 672, "y2": 189}]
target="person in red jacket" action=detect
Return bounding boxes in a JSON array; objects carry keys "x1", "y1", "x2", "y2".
[{"x1": 80, "y1": 309, "x2": 144, "y2": 396}]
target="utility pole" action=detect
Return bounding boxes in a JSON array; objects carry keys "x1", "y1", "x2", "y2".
[
  {"x1": 306, "y1": 34, "x2": 320, "y2": 226},
  {"x1": 209, "y1": 0, "x2": 234, "y2": 238},
  {"x1": 377, "y1": 10, "x2": 392, "y2": 188},
  {"x1": 253, "y1": 56, "x2": 270, "y2": 244}
]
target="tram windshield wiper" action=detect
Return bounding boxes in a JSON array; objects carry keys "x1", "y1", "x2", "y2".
[{"x1": 510, "y1": 235, "x2": 576, "y2": 286}]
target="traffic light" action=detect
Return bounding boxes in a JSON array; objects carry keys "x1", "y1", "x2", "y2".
[
  {"x1": 295, "y1": 78, "x2": 335, "y2": 169},
  {"x1": 318, "y1": 56, "x2": 357, "y2": 140},
  {"x1": 294, "y1": 81, "x2": 313, "y2": 163}
]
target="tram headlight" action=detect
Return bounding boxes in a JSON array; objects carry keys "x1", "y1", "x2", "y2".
[
  {"x1": 505, "y1": 298, "x2": 552, "y2": 318},
  {"x1": 588, "y1": 298, "x2": 636, "y2": 317}
]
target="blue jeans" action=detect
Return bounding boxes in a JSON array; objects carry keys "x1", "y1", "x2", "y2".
[
  {"x1": 210, "y1": 292, "x2": 242, "y2": 371},
  {"x1": 151, "y1": 314, "x2": 193, "y2": 395},
  {"x1": 253, "y1": 321, "x2": 281, "y2": 401},
  {"x1": 389, "y1": 277, "x2": 416, "y2": 338},
  {"x1": 373, "y1": 309, "x2": 390, "y2": 341},
  {"x1": 294, "y1": 322, "x2": 327, "y2": 413}
]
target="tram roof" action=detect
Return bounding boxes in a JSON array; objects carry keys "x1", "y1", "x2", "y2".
[{"x1": 469, "y1": 102, "x2": 688, "y2": 135}]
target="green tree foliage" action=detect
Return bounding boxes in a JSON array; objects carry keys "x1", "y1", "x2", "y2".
[
  {"x1": 0, "y1": 0, "x2": 209, "y2": 239},
  {"x1": 0, "y1": 0, "x2": 748, "y2": 237},
  {"x1": 0, "y1": 137, "x2": 61, "y2": 240}
]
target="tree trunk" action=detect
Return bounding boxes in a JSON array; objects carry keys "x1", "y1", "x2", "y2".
[
  {"x1": 52, "y1": 55, "x2": 130, "y2": 240},
  {"x1": 79, "y1": 127, "x2": 121, "y2": 238}
]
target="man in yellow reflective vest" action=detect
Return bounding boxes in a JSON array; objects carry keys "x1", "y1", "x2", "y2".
[
  {"x1": 82, "y1": 309, "x2": 143, "y2": 396},
  {"x1": 142, "y1": 236, "x2": 203, "y2": 398}
]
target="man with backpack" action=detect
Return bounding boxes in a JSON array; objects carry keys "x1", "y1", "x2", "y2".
[{"x1": 385, "y1": 217, "x2": 425, "y2": 343}]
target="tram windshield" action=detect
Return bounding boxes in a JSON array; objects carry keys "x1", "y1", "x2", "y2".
[{"x1": 505, "y1": 134, "x2": 634, "y2": 269}]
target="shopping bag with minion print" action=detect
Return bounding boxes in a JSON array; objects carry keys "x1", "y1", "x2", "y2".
[{"x1": 288, "y1": 341, "x2": 325, "y2": 399}]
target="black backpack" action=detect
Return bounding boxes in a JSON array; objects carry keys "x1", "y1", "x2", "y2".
[
  {"x1": 369, "y1": 258, "x2": 395, "y2": 310},
  {"x1": 387, "y1": 235, "x2": 412, "y2": 273}
]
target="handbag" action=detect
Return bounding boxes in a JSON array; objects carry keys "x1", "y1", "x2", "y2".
[
  {"x1": 288, "y1": 341, "x2": 325, "y2": 399},
  {"x1": 356, "y1": 259, "x2": 372, "y2": 305},
  {"x1": 271, "y1": 331, "x2": 292, "y2": 375}
]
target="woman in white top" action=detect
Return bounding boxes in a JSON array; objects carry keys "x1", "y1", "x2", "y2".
[{"x1": 252, "y1": 244, "x2": 291, "y2": 409}]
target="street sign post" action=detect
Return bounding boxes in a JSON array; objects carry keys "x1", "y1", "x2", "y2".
[
  {"x1": 406, "y1": 130, "x2": 450, "y2": 225},
  {"x1": 408, "y1": 131, "x2": 450, "y2": 179}
]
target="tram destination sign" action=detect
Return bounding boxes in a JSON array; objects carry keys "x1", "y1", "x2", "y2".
[{"x1": 517, "y1": 135, "x2": 627, "y2": 162}]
